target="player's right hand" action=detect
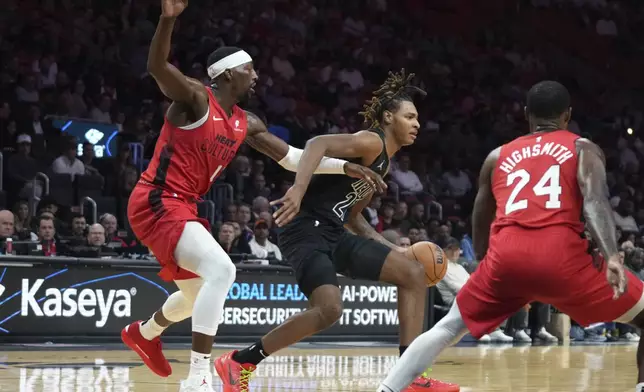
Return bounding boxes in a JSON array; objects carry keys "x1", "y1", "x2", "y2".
[
  {"x1": 271, "y1": 184, "x2": 306, "y2": 227},
  {"x1": 162, "y1": 0, "x2": 188, "y2": 18},
  {"x1": 606, "y1": 255, "x2": 627, "y2": 300},
  {"x1": 343, "y1": 163, "x2": 388, "y2": 194}
]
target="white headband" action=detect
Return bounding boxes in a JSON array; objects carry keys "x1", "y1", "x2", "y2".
[{"x1": 207, "y1": 50, "x2": 253, "y2": 79}]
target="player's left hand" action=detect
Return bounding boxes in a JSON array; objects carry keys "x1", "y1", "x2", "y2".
[
  {"x1": 271, "y1": 184, "x2": 306, "y2": 227},
  {"x1": 343, "y1": 163, "x2": 388, "y2": 194},
  {"x1": 606, "y1": 256, "x2": 627, "y2": 300}
]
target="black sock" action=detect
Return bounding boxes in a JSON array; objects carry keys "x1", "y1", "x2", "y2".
[
  {"x1": 233, "y1": 340, "x2": 269, "y2": 366},
  {"x1": 399, "y1": 345, "x2": 408, "y2": 356}
]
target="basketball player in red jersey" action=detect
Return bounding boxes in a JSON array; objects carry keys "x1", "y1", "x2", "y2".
[
  {"x1": 376, "y1": 81, "x2": 644, "y2": 392},
  {"x1": 120, "y1": 1, "x2": 386, "y2": 391}
]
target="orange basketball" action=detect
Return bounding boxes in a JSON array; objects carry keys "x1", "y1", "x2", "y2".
[{"x1": 404, "y1": 241, "x2": 447, "y2": 287}]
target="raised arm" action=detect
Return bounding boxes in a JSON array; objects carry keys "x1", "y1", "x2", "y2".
[
  {"x1": 148, "y1": 0, "x2": 207, "y2": 110},
  {"x1": 576, "y1": 138, "x2": 625, "y2": 298},
  {"x1": 471, "y1": 147, "x2": 500, "y2": 260}
]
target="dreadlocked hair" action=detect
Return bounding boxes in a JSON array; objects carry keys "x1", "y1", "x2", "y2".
[{"x1": 359, "y1": 69, "x2": 426, "y2": 129}]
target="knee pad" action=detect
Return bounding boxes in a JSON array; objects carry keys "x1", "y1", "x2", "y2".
[
  {"x1": 196, "y1": 254, "x2": 236, "y2": 288},
  {"x1": 175, "y1": 221, "x2": 237, "y2": 288},
  {"x1": 161, "y1": 291, "x2": 193, "y2": 322}
]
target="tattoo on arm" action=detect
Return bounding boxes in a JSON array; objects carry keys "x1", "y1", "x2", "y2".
[
  {"x1": 346, "y1": 195, "x2": 398, "y2": 251},
  {"x1": 244, "y1": 111, "x2": 289, "y2": 162},
  {"x1": 577, "y1": 139, "x2": 619, "y2": 261}
]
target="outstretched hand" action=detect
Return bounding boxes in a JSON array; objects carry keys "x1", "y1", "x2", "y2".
[
  {"x1": 271, "y1": 185, "x2": 306, "y2": 227},
  {"x1": 343, "y1": 163, "x2": 388, "y2": 194},
  {"x1": 162, "y1": 0, "x2": 188, "y2": 18}
]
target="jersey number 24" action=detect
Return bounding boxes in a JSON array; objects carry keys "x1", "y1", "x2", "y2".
[{"x1": 505, "y1": 165, "x2": 562, "y2": 214}]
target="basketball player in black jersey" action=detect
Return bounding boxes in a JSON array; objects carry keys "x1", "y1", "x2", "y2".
[{"x1": 215, "y1": 70, "x2": 458, "y2": 392}]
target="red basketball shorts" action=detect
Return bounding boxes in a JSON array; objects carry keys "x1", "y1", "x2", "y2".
[
  {"x1": 128, "y1": 183, "x2": 209, "y2": 281},
  {"x1": 456, "y1": 226, "x2": 644, "y2": 339}
]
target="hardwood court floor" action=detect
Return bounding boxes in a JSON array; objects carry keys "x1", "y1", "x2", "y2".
[{"x1": 0, "y1": 343, "x2": 639, "y2": 391}]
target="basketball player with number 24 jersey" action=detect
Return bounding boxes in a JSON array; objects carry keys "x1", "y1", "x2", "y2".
[{"x1": 376, "y1": 81, "x2": 644, "y2": 392}]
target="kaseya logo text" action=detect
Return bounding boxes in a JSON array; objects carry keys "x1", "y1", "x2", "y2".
[{"x1": 20, "y1": 279, "x2": 132, "y2": 328}]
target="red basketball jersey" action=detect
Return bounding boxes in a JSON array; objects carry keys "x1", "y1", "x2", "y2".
[
  {"x1": 141, "y1": 88, "x2": 248, "y2": 198},
  {"x1": 490, "y1": 130, "x2": 585, "y2": 234}
]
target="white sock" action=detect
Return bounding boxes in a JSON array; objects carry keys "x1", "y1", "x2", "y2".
[
  {"x1": 378, "y1": 301, "x2": 469, "y2": 391},
  {"x1": 636, "y1": 382, "x2": 644, "y2": 392},
  {"x1": 188, "y1": 350, "x2": 211, "y2": 379},
  {"x1": 139, "y1": 316, "x2": 166, "y2": 340}
]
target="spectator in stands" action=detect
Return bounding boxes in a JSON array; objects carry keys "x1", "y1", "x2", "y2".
[
  {"x1": 37, "y1": 216, "x2": 58, "y2": 256},
  {"x1": 51, "y1": 138, "x2": 85, "y2": 181},
  {"x1": 236, "y1": 204, "x2": 254, "y2": 242},
  {"x1": 437, "y1": 224, "x2": 452, "y2": 244},
  {"x1": 401, "y1": 202, "x2": 426, "y2": 233},
  {"x1": 12, "y1": 201, "x2": 36, "y2": 241},
  {"x1": 376, "y1": 201, "x2": 395, "y2": 232},
  {"x1": 90, "y1": 94, "x2": 113, "y2": 123},
  {"x1": 245, "y1": 173, "x2": 271, "y2": 203},
  {"x1": 249, "y1": 220, "x2": 282, "y2": 261},
  {"x1": 87, "y1": 223, "x2": 106, "y2": 247},
  {"x1": 224, "y1": 203, "x2": 238, "y2": 222},
  {"x1": 397, "y1": 236, "x2": 411, "y2": 249},
  {"x1": 118, "y1": 165, "x2": 139, "y2": 197},
  {"x1": 614, "y1": 199, "x2": 639, "y2": 233},
  {"x1": 15, "y1": 74, "x2": 39, "y2": 103},
  {"x1": 0, "y1": 210, "x2": 15, "y2": 240},
  {"x1": 99, "y1": 213, "x2": 132, "y2": 247},
  {"x1": 218, "y1": 222, "x2": 250, "y2": 255},
  {"x1": 69, "y1": 214, "x2": 87, "y2": 243},
  {"x1": 362, "y1": 195, "x2": 381, "y2": 228},
  {"x1": 255, "y1": 211, "x2": 277, "y2": 243},
  {"x1": 390, "y1": 154, "x2": 424, "y2": 195},
  {"x1": 7, "y1": 134, "x2": 41, "y2": 200},
  {"x1": 392, "y1": 201, "x2": 409, "y2": 228},
  {"x1": 435, "y1": 237, "x2": 514, "y2": 342},
  {"x1": 251, "y1": 196, "x2": 271, "y2": 218},
  {"x1": 81, "y1": 142, "x2": 101, "y2": 176},
  {"x1": 407, "y1": 226, "x2": 422, "y2": 245},
  {"x1": 442, "y1": 157, "x2": 472, "y2": 198}
]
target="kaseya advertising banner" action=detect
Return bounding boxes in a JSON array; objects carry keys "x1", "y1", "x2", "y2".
[{"x1": 0, "y1": 266, "x2": 401, "y2": 338}]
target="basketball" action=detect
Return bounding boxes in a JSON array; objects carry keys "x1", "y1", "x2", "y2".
[{"x1": 404, "y1": 241, "x2": 447, "y2": 287}]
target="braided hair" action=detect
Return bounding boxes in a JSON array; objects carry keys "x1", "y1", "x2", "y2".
[{"x1": 359, "y1": 69, "x2": 426, "y2": 129}]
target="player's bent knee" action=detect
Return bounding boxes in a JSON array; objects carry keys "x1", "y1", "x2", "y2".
[
  {"x1": 386, "y1": 253, "x2": 425, "y2": 289},
  {"x1": 195, "y1": 250, "x2": 236, "y2": 287},
  {"x1": 316, "y1": 302, "x2": 344, "y2": 328}
]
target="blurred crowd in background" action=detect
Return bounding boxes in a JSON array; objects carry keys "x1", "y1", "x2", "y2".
[{"x1": 1, "y1": 0, "x2": 644, "y2": 342}]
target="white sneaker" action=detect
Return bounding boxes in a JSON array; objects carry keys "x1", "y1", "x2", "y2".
[
  {"x1": 514, "y1": 330, "x2": 532, "y2": 342},
  {"x1": 478, "y1": 334, "x2": 492, "y2": 342},
  {"x1": 179, "y1": 373, "x2": 215, "y2": 392},
  {"x1": 536, "y1": 327, "x2": 558, "y2": 343},
  {"x1": 624, "y1": 332, "x2": 640, "y2": 342},
  {"x1": 488, "y1": 330, "x2": 514, "y2": 342}
]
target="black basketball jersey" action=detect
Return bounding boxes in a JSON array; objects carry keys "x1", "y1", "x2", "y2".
[{"x1": 298, "y1": 128, "x2": 390, "y2": 227}]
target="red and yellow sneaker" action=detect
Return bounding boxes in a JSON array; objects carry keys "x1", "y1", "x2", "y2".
[
  {"x1": 403, "y1": 371, "x2": 460, "y2": 392},
  {"x1": 121, "y1": 321, "x2": 171, "y2": 377},
  {"x1": 214, "y1": 350, "x2": 256, "y2": 392}
]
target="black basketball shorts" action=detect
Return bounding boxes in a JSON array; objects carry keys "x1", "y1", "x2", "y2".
[{"x1": 279, "y1": 215, "x2": 392, "y2": 298}]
